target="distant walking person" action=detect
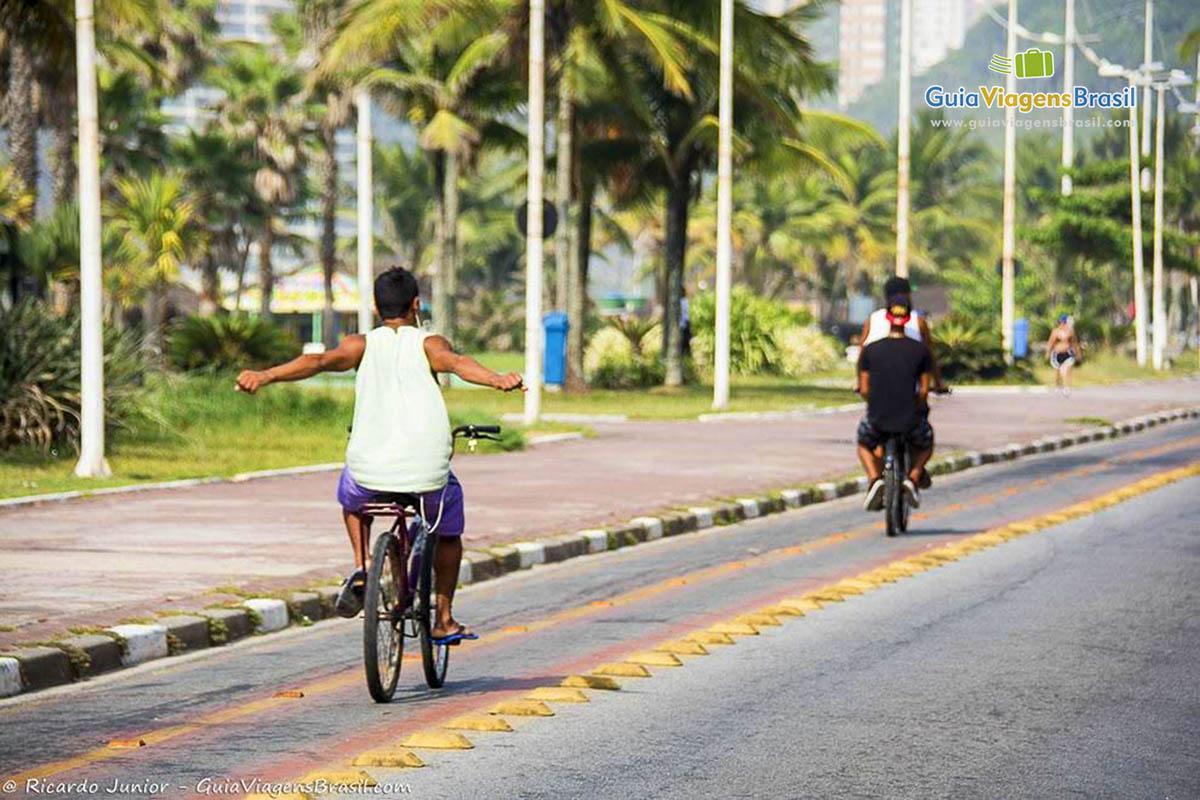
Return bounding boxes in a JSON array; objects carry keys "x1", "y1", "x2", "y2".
[{"x1": 1046, "y1": 314, "x2": 1079, "y2": 395}]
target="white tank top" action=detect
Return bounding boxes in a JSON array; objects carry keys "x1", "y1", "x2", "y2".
[
  {"x1": 345, "y1": 326, "x2": 452, "y2": 493},
  {"x1": 863, "y1": 308, "x2": 922, "y2": 347}
]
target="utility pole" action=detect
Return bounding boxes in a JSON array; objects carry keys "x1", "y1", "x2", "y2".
[
  {"x1": 524, "y1": 0, "x2": 545, "y2": 425},
  {"x1": 74, "y1": 0, "x2": 109, "y2": 478},
  {"x1": 1127, "y1": 75, "x2": 1148, "y2": 366},
  {"x1": 894, "y1": 0, "x2": 912, "y2": 277},
  {"x1": 1141, "y1": 0, "x2": 1153, "y2": 157},
  {"x1": 1000, "y1": 0, "x2": 1018, "y2": 361},
  {"x1": 713, "y1": 0, "x2": 733, "y2": 410},
  {"x1": 1060, "y1": 0, "x2": 1075, "y2": 195},
  {"x1": 356, "y1": 87, "x2": 374, "y2": 334},
  {"x1": 1151, "y1": 82, "x2": 1166, "y2": 370}
]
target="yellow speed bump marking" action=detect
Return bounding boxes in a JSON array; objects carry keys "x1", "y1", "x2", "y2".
[
  {"x1": 709, "y1": 621, "x2": 759, "y2": 636},
  {"x1": 759, "y1": 604, "x2": 805, "y2": 616},
  {"x1": 778, "y1": 598, "x2": 824, "y2": 612},
  {"x1": 107, "y1": 740, "x2": 145, "y2": 749},
  {"x1": 488, "y1": 700, "x2": 555, "y2": 716},
  {"x1": 525, "y1": 687, "x2": 590, "y2": 703},
  {"x1": 302, "y1": 769, "x2": 377, "y2": 787},
  {"x1": 593, "y1": 662, "x2": 651, "y2": 678},
  {"x1": 803, "y1": 588, "x2": 850, "y2": 602},
  {"x1": 402, "y1": 731, "x2": 475, "y2": 750},
  {"x1": 352, "y1": 748, "x2": 425, "y2": 768},
  {"x1": 837, "y1": 579, "x2": 879, "y2": 592},
  {"x1": 735, "y1": 613, "x2": 781, "y2": 627},
  {"x1": 656, "y1": 639, "x2": 709, "y2": 655},
  {"x1": 686, "y1": 631, "x2": 735, "y2": 645},
  {"x1": 444, "y1": 714, "x2": 515, "y2": 732},
  {"x1": 625, "y1": 651, "x2": 683, "y2": 667},
  {"x1": 562, "y1": 674, "x2": 621, "y2": 691},
  {"x1": 857, "y1": 569, "x2": 900, "y2": 583}
]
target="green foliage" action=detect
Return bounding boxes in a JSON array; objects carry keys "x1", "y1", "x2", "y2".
[
  {"x1": 455, "y1": 288, "x2": 524, "y2": 353},
  {"x1": 167, "y1": 314, "x2": 300, "y2": 372},
  {"x1": 691, "y1": 289, "x2": 817, "y2": 376},
  {"x1": 776, "y1": 326, "x2": 842, "y2": 377},
  {"x1": 0, "y1": 300, "x2": 151, "y2": 452},
  {"x1": 932, "y1": 317, "x2": 1015, "y2": 381},
  {"x1": 583, "y1": 320, "x2": 665, "y2": 389}
]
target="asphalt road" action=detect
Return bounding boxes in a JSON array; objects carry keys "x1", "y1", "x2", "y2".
[{"x1": 1, "y1": 420, "x2": 1198, "y2": 800}]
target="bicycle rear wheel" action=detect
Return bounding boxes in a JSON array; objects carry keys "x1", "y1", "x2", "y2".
[
  {"x1": 363, "y1": 531, "x2": 405, "y2": 702},
  {"x1": 898, "y1": 444, "x2": 911, "y2": 533},
  {"x1": 884, "y1": 439, "x2": 901, "y2": 537},
  {"x1": 416, "y1": 527, "x2": 450, "y2": 688}
]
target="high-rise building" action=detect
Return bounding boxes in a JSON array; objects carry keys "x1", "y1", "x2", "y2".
[
  {"x1": 837, "y1": 0, "x2": 888, "y2": 108},
  {"x1": 912, "y1": 0, "x2": 968, "y2": 75}
]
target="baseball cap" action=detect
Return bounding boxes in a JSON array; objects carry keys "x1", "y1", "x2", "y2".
[
  {"x1": 883, "y1": 276, "x2": 912, "y2": 298},
  {"x1": 885, "y1": 294, "x2": 912, "y2": 325}
]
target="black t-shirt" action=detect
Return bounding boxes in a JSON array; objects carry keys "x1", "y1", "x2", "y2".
[{"x1": 860, "y1": 336, "x2": 932, "y2": 432}]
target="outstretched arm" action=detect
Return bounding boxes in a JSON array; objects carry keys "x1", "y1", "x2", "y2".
[
  {"x1": 235, "y1": 335, "x2": 366, "y2": 394},
  {"x1": 424, "y1": 335, "x2": 525, "y2": 391}
]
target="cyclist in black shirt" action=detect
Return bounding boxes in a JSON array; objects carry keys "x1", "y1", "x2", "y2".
[{"x1": 857, "y1": 294, "x2": 934, "y2": 511}]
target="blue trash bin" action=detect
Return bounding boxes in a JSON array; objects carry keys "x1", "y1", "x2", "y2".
[
  {"x1": 543, "y1": 311, "x2": 569, "y2": 385},
  {"x1": 1013, "y1": 318, "x2": 1029, "y2": 359}
]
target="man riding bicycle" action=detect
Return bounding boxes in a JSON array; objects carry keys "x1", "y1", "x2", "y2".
[
  {"x1": 235, "y1": 267, "x2": 524, "y2": 642},
  {"x1": 857, "y1": 293, "x2": 934, "y2": 512}
]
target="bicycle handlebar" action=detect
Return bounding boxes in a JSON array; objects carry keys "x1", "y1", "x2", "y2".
[{"x1": 452, "y1": 424, "x2": 502, "y2": 438}]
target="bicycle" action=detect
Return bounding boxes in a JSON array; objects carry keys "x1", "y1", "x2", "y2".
[
  {"x1": 882, "y1": 386, "x2": 949, "y2": 537},
  {"x1": 358, "y1": 424, "x2": 502, "y2": 703}
]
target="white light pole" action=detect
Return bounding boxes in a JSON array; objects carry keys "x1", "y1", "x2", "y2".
[
  {"x1": 1127, "y1": 75, "x2": 1148, "y2": 366},
  {"x1": 1141, "y1": 0, "x2": 1153, "y2": 157},
  {"x1": 524, "y1": 0, "x2": 545, "y2": 425},
  {"x1": 1060, "y1": 0, "x2": 1075, "y2": 195},
  {"x1": 74, "y1": 0, "x2": 109, "y2": 478},
  {"x1": 1000, "y1": 0, "x2": 1018, "y2": 361},
  {"x1": 1151, "y1": 82, "x2": 1166, "y2": 370},
  {"x1": 356, "y1": 87, "x2": 374, "y2": 334},
  {"x1": 894, "y1": 0, "x2": 912, "y2": 278},
  {"x1": 713, "y1": 0, "x2": 733, "y2": 411}
]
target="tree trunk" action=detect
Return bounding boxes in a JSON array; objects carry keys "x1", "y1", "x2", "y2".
[
  {"x1": 48, "y1": 79, "x2": 77, "y2": 206},
  {"x1": 662, "y1": 170, "x2": 690, "y2": 387},
  {"x1": 201, "y1": 253, "x2": 223, "y2": 314},
  {"x1": 258, "y1": 220, "x2": 275, "y2": 320},
  {"x1": 554, "y1": 71, "x2": 574, "y2": 310},
  {"x1": 320, "y1": 128, "x2": 338, "y2": 347},
  {"x1": 430, "y1": 151, "x2": 447, "y2": 335},
  {"x1": 565, "y1": 174, "x2": 593, "y2": 392},
  {"x1": 443, "y1": 148, "x2": 460, "y2": 345},
  {"x1": 145, "y1": 285, "x2": 165, "y2": 356},
  {"x1": 7, "y1": 40, "x2": 37, "y2": 210}
]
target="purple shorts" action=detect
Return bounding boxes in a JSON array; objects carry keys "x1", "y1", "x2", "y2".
[{"x1": 336, "y1": 467, "x2": 465, "y2": 537}]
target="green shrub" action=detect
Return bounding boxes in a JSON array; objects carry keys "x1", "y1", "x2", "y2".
[
  {"x1": 583, "y1": 319, "x2": 664, "y2": 388},
  {"x1": 455, "y1": 288, "x2": 525, "y2": 352},
  {"x1": 167, "y1": 313, "x2": 299, "y2": 373},
  {"x1": 0, "y1": 299, "x2": 152, "y2": 452},
  {"x1": 691, "y1": 288, "x2": 819, "y2": 376},
  {"x1": 933, "y1": 317, "x2": 1016, "y2": 381},
  {"x1": 776, "y1": 326, "x2": 842, "y2": 377}
]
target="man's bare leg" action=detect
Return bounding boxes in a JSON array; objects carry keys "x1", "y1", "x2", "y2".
[
  {"x1": 908, "y1": 447, "x2": 932, "y2": 484},
  {"x1": 431, "y1": 536, "x2": 466, "y2": 638},
  {"x1": 858, "y1": 445, "x2": 882, "y2": 482},
  {"x1": 343, "y1": 510, "x2": 368, "y2": 569}
]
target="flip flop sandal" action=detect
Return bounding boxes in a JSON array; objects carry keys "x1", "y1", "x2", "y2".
[{"x1": 431, "y1": 625, "x2": 479, "y2": 646}]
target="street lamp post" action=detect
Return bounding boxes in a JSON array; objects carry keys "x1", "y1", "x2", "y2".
[
  {"x1": 713, "y1": 0, "x2": 733, "y2": 411},
  {"x1": 74, "y1": 0, "x2": 110, "y2": 478},
  {"x1": 1127, "y1": 75, "x2": 1148, "y2": 367},
  {"x1": 356, "y1": 87, "x2": 373, "y2": 334},
  {"x1": 1151, "y1": 82, "x2": 1166, "y2": 370},
  {"x1": 524, "y1": 0, "x2": 545, "y2": 426},
  {"x1": 894, "y1": 0, "x2": 912, "y2": 278},
  {"x1": 1060, "y1": 0, "x2": 1075, "y2": 195},
  {"x1": 1000, "y1": 0, "x2": 1018, "y2": 361}
]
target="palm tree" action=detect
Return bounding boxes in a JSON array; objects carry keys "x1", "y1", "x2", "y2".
[
  {"x1": 373, "y1": 142, "x2": 436, "y2": 271},
  {"x1": 211, "y1": 43, "x2": 312, "y2": 320},
  {"x1": 106, "y1": 171, "x2": 204, "y2": 348},
  {"x1": 823, "y1": 145, "x2": 896, "y2": 316},
  {"x1": 324, "y1": 0, "x2": 521, "y2": 342}
]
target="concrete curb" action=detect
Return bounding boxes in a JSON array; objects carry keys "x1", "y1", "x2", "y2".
[{"x1": 2, "y1": 405, "x2": 1197, "y2": 699}]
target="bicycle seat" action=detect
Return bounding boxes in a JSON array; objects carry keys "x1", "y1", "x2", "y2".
[{"x1": 359, "y1": 493, "x2": 420, "y2": 517}]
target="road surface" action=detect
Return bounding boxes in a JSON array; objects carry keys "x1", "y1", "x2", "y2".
[{"x1": 1, "y1": 418, "x2": 1197, "y2": 799}]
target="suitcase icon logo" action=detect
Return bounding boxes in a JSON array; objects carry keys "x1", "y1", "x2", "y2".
[{"x1": 988, "y1": 48, "x2": 1055, "y2": 79}]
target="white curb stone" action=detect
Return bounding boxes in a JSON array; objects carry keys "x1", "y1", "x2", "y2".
[
  {"x1": 688, "y1": 508, "x2": 715, "y2": 529},
  {"x1": 966, "y1": 452, "x2": 983, "y2": 466},
  {"x1": 243, "y1": 598, "x2": 289, "y2": 633},
  {"x1": 457, "y1": 558, "x2": 473, "y2": 585},
  {"x1": 512, "y1": 541, "x2": 547, "y2": 569},
  {"x1": 579, "y1": 530, "x2": 609, "y2": 554},
  {"x1": 736, "y1": 499, "x2": 760, "y2": 519},
  {"x1": 1005, "y1": 444, "x2": 1022, "y2": 459},
  {"x1": 854, "y1": 476, "x2": 871, "y2": 493},
  {"x1": 108, "y1": 624, "x2": 169, "y2": 666},
  {"x1": 779, "y1": 490, "x2": 803, "y2": 509},
  {"x1": 816, "y1": 482, "x2": 838, "y2": 502},
  {"x1": 0, "y1": 657, "x2": 22, "y2": 697},
  {"x1": 631, "y1": 517, "x2": 664, "y2": 540}
]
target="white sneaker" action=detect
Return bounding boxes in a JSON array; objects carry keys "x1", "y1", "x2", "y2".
[
  {"x1": 902, "y1": 479, "x2": 921, "y2": 509},
  {"x1": 863, "y1": 479, "x2": 885, "y2": 511}
]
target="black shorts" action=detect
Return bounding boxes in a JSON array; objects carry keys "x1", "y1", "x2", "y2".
[{"x1": 857, "y1": 415, "x2": 934, "y2": 450}]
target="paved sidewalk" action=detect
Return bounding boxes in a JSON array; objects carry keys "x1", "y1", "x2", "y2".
[{"x1": 0, "y1": 379, "x2": 1195, "y2": 647}]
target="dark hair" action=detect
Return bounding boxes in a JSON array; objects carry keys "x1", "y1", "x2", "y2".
[
  {"x1": 374, "y1": 267, "x2": 420, "y2": 319},
  {"x1": 883, "y1": 276, "x2": 912, "y2": 298}
]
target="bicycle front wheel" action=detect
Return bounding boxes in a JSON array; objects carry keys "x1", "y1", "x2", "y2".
[
  {"x1": 363, "y1": 531, "x2": 405, "y2": 702},
  {"x1": 416, "y1": 527, "x2": 450, "y2": 688}
]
